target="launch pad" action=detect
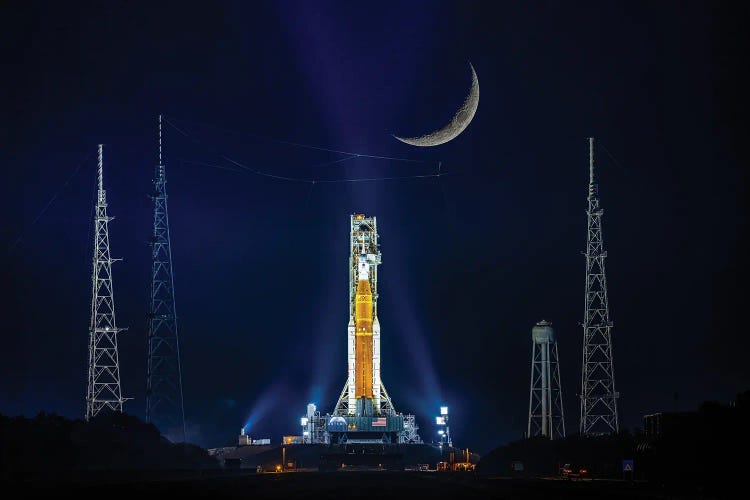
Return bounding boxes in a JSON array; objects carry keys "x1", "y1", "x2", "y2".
[
  {"x1": 218, "y1": 213, "x2": 478, "y2": 470},
  {"x1": 227, "y1": 214, "x2": 429, "y2": 468},
  {"x1": 285, "y1": 214, "x2": 421, "y2": 457}
]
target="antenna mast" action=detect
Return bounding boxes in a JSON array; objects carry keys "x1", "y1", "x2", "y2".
[
  {"x1": 86, "y1": 144, "x2": 127, "y2": 420},
  {"x1": 579, "y1": 137, "x2": 620, "y2": 435},
  {"x1": 146, "y1": 115, "x2": 187, "y2": 441}
]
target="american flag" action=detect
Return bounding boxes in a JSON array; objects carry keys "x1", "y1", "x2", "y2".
[{"x1": 372, "y1": 417, "x2": 387, "y2": 427}]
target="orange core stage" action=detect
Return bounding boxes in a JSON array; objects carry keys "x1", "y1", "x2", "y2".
[{"x1": 355, "y1": 277, "x2": 374, "y2": 399}]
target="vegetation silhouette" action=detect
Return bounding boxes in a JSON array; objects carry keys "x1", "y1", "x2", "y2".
[
  {"x1": 0, "y1": 411, "x2": 216, "y2": 479},
  {"x1": 477, "y1": 389, "x2": 749, "y2": 497}
]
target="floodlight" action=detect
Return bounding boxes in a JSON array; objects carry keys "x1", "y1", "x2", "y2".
[{"x1": 440, "y1": 406, "x2": 448, "y2": 415}]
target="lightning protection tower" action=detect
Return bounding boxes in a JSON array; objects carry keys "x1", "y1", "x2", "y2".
[
  {"x1": 580, "y1": 137, "x2": 619, "y2": 435},
  {"x1": 86, "y1": 144, "x2": 127, "y2": 420},
  {"x1": 527, "y1": 320, "x2": 565, "y2": 439},
  {"x1": 146, "y1": 115, "x2": 186, "y2": 441}
]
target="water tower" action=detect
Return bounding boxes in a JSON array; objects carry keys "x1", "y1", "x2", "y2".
[{"x1": 527, "y1": 320, "x2": 565, "y2": 439}]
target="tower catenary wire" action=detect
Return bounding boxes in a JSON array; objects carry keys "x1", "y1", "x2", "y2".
[
  {"x1": 86, "y1": 144, "x2": 127, "y2": 420},
  {"x1": 579, "y1": 137, "x2": 620, "y2": 435},
  {"x1": 146, "y1": 115, "x2": 186, "y2": 441}
]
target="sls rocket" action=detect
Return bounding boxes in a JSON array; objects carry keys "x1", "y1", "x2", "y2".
[{"x1": 343, "y1": 216, "x2": 384, "y2": 417}]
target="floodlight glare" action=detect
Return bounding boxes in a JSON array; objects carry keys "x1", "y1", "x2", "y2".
[
  {"x1": 301, "y1": 417, "x2": 308, "y2": 426},
  {"x1": 440, "y1": 406, "x2": 448, "y2": 415},
  {"x1": 436, "y1": 416, "x2": 445, "y2": 425},
  {"x1": 438, "y1": 430, "x2": 445, "y2": 435}
]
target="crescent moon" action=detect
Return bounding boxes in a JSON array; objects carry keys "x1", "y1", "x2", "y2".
[{"x1": 394, "y1": 63, "x2": 479, "y2": 147}]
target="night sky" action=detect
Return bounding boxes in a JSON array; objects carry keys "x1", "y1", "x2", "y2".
[{"x1": 2, "y1": 1, "x2": 748, "y2": 454}]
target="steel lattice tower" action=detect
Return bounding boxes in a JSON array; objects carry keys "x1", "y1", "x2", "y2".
[
  {"x1": 528, "y1": 320, "x2": 565, "y2": 439},
  {"x1": 579, "y1": 137, "x2": 619, "y2": 435},
  {"x1": 86, "y1": 144, "x2": 127, "y2": 420},
  {"x1": 146, "y1": 115, "x2": 186, "y2": 441}
]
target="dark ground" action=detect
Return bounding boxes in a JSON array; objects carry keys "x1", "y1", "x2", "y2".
[
  {"x1": 213, "y1": 442, "x2": 477, "y2": 471},
  {"x1": 9, "y1": 471, "x2": 711, "y2": 499},
  {"x1": 2, "y1": 410, "x2": 736, "y2": 498}
]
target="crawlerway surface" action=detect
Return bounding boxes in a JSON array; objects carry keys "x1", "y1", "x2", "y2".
[{"x1": 12, "y1": 470, "x2": 712, "y2": 499}]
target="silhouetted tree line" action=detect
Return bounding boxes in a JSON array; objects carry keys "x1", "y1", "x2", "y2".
[
  {"x1": 637, "y1": 389, "x2": 749, "y2": 496},
  {"x1": 476, "y1": 431, "x2": 636, "y2": 478},
  {"x1": 477, "y1": 390, "x2": 749, "y2": 496},
  {"x1": 0, "y1": 411, "x2": 217, "y2": 479}
]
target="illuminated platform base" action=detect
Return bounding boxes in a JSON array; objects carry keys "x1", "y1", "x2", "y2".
[{"x1": 326, "y1": 414, "x2": 404, "y2": 445}]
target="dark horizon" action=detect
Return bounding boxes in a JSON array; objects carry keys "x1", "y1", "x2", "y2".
[{"x1": 2, "y1": 1, "x2": 748, "y2": 454}]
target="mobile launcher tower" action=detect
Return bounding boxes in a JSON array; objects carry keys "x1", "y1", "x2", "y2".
[{"x1": 300, "y1": 214, "x2": 421, "y2": 446}]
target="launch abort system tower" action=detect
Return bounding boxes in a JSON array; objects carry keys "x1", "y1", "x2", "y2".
[
  {"x1": 580, "y1": 137, "x2": 620, "y2": 435},
  {"x1": 527, "y1": 320, "x2": 565, "y2": 439}
]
